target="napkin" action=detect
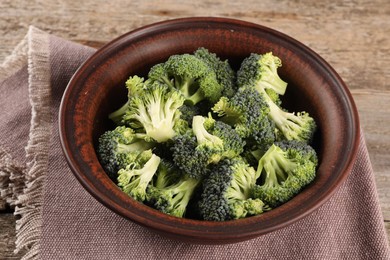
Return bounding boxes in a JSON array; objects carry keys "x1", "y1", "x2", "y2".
[{"x1": 1, "y1": 26, "x2": 389, "y2": 260}]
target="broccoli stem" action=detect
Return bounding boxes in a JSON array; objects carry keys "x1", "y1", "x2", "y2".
[
  {"x1": 192, "y1": 116, "x2": 223, "y2": 147},
  {"x1": 170, "y1": 178, "x2": 199, "y2": 211},
  {"x1": 186, "y1": 88, "x2": 204, "y2": 106},
  {"x1": 258, "y1": 145, "x2": 297, "y2": 185},
  {"x1": 257, "y1": 66, "x2": 287, "y2": 95},
  {"x1": 120, "y1": 154, "x2": 161, "y2": 201},
  {"x1": 108, "y1": 101, "x2": 129, "y2": 124},
  {"x1": 116, "y1": 140, "x2": 154, "y2": 154},
  {"x1": 257, "y1": 53, "x2": 288, "y2": 95}
]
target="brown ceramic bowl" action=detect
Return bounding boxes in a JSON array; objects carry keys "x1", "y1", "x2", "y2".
[{"x1": 59, "y1": 17, "x2": 360, "y2": 244}]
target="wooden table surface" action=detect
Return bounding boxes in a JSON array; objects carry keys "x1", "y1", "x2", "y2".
[{"x1": 1, "y1": 0, "x2": 389, "y2": 258}]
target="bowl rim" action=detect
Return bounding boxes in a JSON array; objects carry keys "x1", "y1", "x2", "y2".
[{"x1": 59, "y1": 16, "x2": 360, "y2": 243}]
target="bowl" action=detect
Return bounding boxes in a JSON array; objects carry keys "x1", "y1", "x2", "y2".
[{"x1": 59, "y1": 17, "x2": 360, "y2": 244}]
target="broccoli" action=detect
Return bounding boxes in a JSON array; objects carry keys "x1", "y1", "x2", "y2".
[
  {"x1": 121, "y1": 82, "x2": 187, "y2": 143},
  {"x1": 148, "y1": 54, "x2": 223, "y2": 106},
  {"x1": 108, "y1": 76, "x2": 146, "y2": 125},
  {"x1": 251, "y1": 140, "x2": 318, "y2": 208},
  {"x1": 170, "y1": 115, "x2": 244, "y2": 179},
  {"x1": 97, "y1": 126, "x2": 155, "y2": 179},
  {"x1": 212, "y1": 87, "x2": 275, "y2": 149},
  {"x1": 199, "y1": 158, "x2": 270, "y2": 221},
  {"x1": 237, "y1": 53, "x2": 316, "y2": 143},
  {"x1": 237, "y1": 52, "x2": 288, "y2": 95},
  {"x1": 117, "y1": 150, "x2": 161, "y2": 202},
  {"x1": 98, "y1": 49, "x2": 319, "y2": 220},
  {"x1": 194, "y1": 47, "x2": 237, "y2": 98},
  {"x1": 193, "y1": 115, "x2": 245, "y2": 161},
  {"x1": 170, "y1": 131, "x2": 210, "y2": 179},
  {"x1": 147, "y1": 168, "x2": 201, "y2": 218},
  {"x1": 178, "y1": 104, "x2": 200, "y2": 127},
  {"x1": 259, "y1": 84, "x2": 316, "y2": 142}
]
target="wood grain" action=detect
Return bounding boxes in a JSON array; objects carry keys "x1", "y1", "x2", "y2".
[{"x1": 1, "y1": 0, "x2": 389, "y2": 258}]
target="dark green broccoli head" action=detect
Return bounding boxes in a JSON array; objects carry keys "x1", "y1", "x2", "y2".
[
  {"x1": 251, "y1": 140, "x2": 318, "y2": 208},
  {"x1": 199, "y1": 158, "x2": 269, "y2": 221},
  {"x1": 194, "y1": 47, "x2": 237, "y2": 98},
  {"x1": 212, "y1": 86, "x2": 275, "y2": 150},
  {"x1": 97, "y1": 126, "x2": 155, "y2": 179},
  {"x1": 170, "y1": 131, "x2": 211, "y2": 179}
]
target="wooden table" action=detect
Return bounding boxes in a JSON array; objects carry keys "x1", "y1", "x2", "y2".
[{"x1": 1, "y1": 0, "x2": 389, "y2": 258}]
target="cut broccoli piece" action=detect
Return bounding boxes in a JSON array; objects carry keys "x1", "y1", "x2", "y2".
[
  {"x1": 147, "y1": 169, "x2": 201, "y2": 218},
  {"x1": 148, "y1": 54, "x2": 223, "y2": 106},
  {"x1": 199, "y1": 158, "x2": 270, "y2": 221},
  {"x1": 170, "y1": 131, "x2": 210, "y2": 179},
  {"x1": 251, "y1": 140, "x2": 318, "y2": 208},
  {"x1": 212, "y1": 86, "x2": 275, "y2": 149},
  {"x1": 237, "y1": 53, "x2": 316, "y2": 143},
  {"x1": 122, "y1": 82, "x2": 186, "y2": 143},
  {"x1": 108, "y1": 75, "x2": 147, "y2": 125},
  {"x1": 194, "y1": 47, "x2": 237, "y2": 98},
  {"x1": 117, "y1": 151, "x2": 161, "y2": 202},
  {"x1": 170, "y1": 115, "x2": 244, "y2": 179},
  {"x1": 237, "y1": 52, "x2": 287, "y2": 95},
  {"x1": 97, "y1": 126, "x2": 154, "y2": 179},
  {"x1": 193, "y1": 115, "x2": 245, "y2": 164}
]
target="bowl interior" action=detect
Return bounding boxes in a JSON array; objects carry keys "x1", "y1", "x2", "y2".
[{"x1": 60, "y1": 17, "x2": 359, "y2": 244}]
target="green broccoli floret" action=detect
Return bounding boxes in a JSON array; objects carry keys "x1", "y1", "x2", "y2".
[
  {"x1": 122, "y1": 82, "x2": 187, "y2": 143},
  {"x1": 117, "y1": 150, "x2": 161, "y2": 202},
  {"x1": 149, "y1": 54, "x2": 223, "y2": 106},
  {"x1": 193, "y1": 115, "x2": 245, "y2": 164},
  {"x1": 251, "y1": 140, "x2": 318, "y2": 208},
  {"x1": 237, "y1": 53, "x2": 316, "y2": 143},
  {"x1": 212, "y1": 87, "x2": 275, "y2": 149},
  {"x1": 97, "y1": 126, "x2": 155, "y2": 179},
  {"x1": 178, "y1": 104, "x2": 200, "y2": 127},
  {"x1": 170, "y1": 115, "x2": 244, "y2": 179},
  {"x1": 194, "y1": 47, "x2": 237, "y2": 98},
  {"x1": 147, "y1": 169, "x2": 201, "y2": 218},
  {"x1": 237, "y1": 52, "x2": 288, "y2": 95},
  {"x1": 108, "y1": 76, "x2": 146, "y2": 125},
  {"x1": 199, "y1": 158, "x2": 270, "y2": 221},
  {"x1": 170, "y1": 131, "x2": 210, "y2": 179}
]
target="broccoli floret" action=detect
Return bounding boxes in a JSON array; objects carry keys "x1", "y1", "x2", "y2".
[
  {"x1": 148, "y1": 63, "x2": 175, "y2": 89},
  {"x1": 147, "y1": 170, "x2": 201, "y2": 218},
  {"x1": 178, "y1": 104, "x2": 200, "y2": 127},
  {"x1": 170, "y1": 131, "x2": 210, "y2": 179},
  {"x1": 149, "y1": 54, "x2": 223, "y2": 106},
  {"x1": 122, "y1": 82, "x2": 186, "y2": 143},
  {"x1": 117, "y1": 150, "x2": 161, "y2": 202},
  {"x1": 237, "y1": 53, "x2": 316, "y2": 143},
  {"x1": 251, "y1": 140, "x2": 318, "y2": 208},
  {"x1": 170, "y1": 115, "x2": 244, "y2": 179},
  {"x1": 237, "y1": 52, "x2": 287, "y2": 95},
  {"x1": 194, "y1": 47, "x2": 237, "y2": 98},
  {"x1": 199, "y1": 158, "x2": 269, "y2": 221},
  {"x1": 97, "y1": 126, "x2": 155, "y2": 179},
  {"x1": 192, "y1": 115, "x2": 245, "y2": 164},
  {"x1": 257, "y1": 84, "x2": 316, "y2": 142},
  {"x1": 212, "y1": 87, "x2": 275, "y2": 149},
  {"x1": 108, "y1": 76, "x2": 147, "y2": 125}
]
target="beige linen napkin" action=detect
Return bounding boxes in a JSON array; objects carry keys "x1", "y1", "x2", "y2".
[{"x1": 1, "y1": 26, "x2": 389, "y2": 260}]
